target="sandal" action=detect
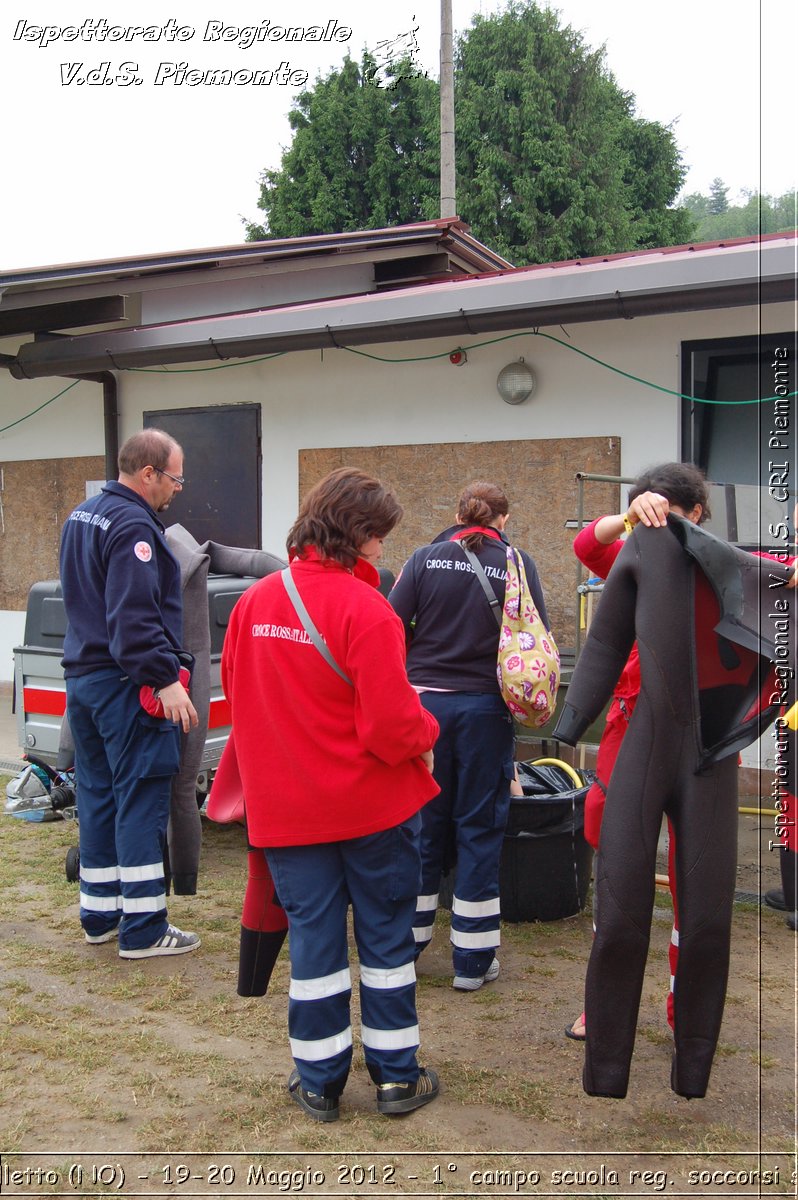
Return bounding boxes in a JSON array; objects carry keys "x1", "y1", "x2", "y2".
[{"x1": 564, "y1": 1012, "x2": 586, "y2": 1041}]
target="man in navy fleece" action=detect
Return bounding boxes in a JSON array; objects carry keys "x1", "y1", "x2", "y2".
[{"x1": 60, "y1": 428, "x2": 200, "y2": 959}]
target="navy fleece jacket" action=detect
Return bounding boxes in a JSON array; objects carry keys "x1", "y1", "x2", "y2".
[
  {"x1": 389, "y1": 524, "x2": 549, "y2": 693},
  {"x1": 60, "y1": 481, "x2": 183, "y2": 688}
]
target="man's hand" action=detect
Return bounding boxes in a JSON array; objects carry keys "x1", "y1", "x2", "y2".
[
  {"x1": 158, "y1": 680, "x2": 199, "y2": 732},
  {"x1": 420, "y1": 749, "x2": 434, "y2": 773}
]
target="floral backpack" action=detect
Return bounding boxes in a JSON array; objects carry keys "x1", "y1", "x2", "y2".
[{"x1": 458, "y1": 541, "x2": 560, "y2": 728}]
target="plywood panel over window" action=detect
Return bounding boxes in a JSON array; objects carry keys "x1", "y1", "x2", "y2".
[
  {"x1": 0, "y1": 456, "x2": 105, "y2": 610},
  {"x1": 299, "y1": 437, "x2": 621, "y2": 652}
]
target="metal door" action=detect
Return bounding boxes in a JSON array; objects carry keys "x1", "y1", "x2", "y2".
[{"x1": 144, "y1": 404, "x2": 261, "y2": 547}]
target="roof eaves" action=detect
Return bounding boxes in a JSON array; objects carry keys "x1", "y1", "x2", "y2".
[
  {"x1": 9, "y1": 234, "x2": 795, "y2": 380},
  {"x1": 0, "y1": 218, "x2": 500, "y2": 292}
]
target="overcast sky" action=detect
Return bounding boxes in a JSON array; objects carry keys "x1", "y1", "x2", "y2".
[{"x1": 2, "y1": 0, "x2": 795, "y2": 270}]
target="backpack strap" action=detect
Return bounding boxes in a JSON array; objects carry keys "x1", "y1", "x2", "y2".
[
  {"x1": 281, "y1": 568, "x2": 353, "y2": 686},
  {"x1": 456, "y1": 544, "x2": 502, "y2": 628}
]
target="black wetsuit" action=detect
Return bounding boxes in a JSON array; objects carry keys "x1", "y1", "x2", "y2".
[{"x1": 555, "y1": 516, "x2": 791, "y2": 1099}]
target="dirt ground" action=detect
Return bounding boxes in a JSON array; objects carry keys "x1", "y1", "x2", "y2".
[{"x1": 0, "y1": 795, "x2": 796, "y2": 1199}]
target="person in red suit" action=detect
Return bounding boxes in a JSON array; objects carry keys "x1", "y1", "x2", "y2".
[
  {"x1": 555, "y1": 486, "x2": 795, "y2": 1097},
  {"x1": 565, "y1": 463, "x2": 710, "y2": 1042}
]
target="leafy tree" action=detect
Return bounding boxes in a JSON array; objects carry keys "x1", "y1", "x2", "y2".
[
  {"x1": 681, "y1": 191, "x2": 710, "y2": 221},
  {"x1": 246, "y1": 1, "x2": 693, "y2": 263},
  {"x1": 677, "y1": 187, "x2": 796, "y2": 242}
]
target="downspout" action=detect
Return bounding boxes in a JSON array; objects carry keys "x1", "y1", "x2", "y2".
[{"x1": 74, "y1": 371, "x2": 119, "y2": 481}]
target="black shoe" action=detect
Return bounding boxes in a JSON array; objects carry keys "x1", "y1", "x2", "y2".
[
  {"x1": 287, "y1": 1069, "x2": 339, "y2": 1123},
  {"x1": 764, "y1": 888, "x2": 788, "y2": 911},
  {"x1": 376, "y1": 1067, "x2": 439, "y2": 1115},
  {"x1": 787, "y1": 912, "x2": 798, "y2": 932}
]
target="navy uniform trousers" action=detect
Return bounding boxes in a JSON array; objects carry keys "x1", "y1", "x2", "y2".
[
  {"x1": 67, "y1": 668, "x2": 181, "y2": 951},
  {"x1": 264, "y1": 813, "x2": 424, "y2": 1098},
  {"x1": 412, "y1": 692, "x2": 514, "y2": 979},
  {"x1": 555, "y1": 519, "x2": 785, "y2": 1099}
]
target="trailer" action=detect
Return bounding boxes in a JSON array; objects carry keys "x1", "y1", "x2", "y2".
[
  {"x1": 13, "y1": 573, "x2": 255, "y2": 790},
  {"x1": 7, "y1": 529, "x2": 289, "y2": 872}
]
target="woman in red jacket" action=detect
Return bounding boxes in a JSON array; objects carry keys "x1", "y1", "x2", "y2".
[{"x1": 222, "y1": 468, "x2": 441, "y2": 1123}]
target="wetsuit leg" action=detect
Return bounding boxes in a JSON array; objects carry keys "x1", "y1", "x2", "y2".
[
  {"x1": 583, "y1": 696, "x2": 675, "y2": 1098},
  {"x1": 667, "y1": 754, "x2": 738, "y2": 1098}
]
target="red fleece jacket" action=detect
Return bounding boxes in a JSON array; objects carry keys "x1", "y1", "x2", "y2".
[
  {"x1": 574, "y1": 518, "x2": 790, "y2": 693},
  {"x1": 221, "y1": 549, "x2": 440, "y2": 847},
  {"x1": 574, "y1": 519, "x2": 641, "y2": 699}
]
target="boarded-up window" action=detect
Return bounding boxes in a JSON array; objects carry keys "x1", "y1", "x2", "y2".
[
  {"x1": 0, "y1": 456, "x2": 105, "y2": 611},
  {"x1": 299, "y1": 437, "x2": 620, "y2": 653}
]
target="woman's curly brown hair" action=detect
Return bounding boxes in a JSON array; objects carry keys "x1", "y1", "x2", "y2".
[{"x1": 287, "y1": 467, "x2": 403, "y2": 567}]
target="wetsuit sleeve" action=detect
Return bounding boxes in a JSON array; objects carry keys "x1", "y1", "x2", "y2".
[
  {"x1": 103, "y1": 521, "x2": 181, "y2": 687},
  {"x1": 347, "y1": 611, "x2": 439, "y2": 766},
  {"x1": 554, "y1": 534, "x2": 640, "y2": 745},
  {"x1": 573, "y1": 518, "x2": 624, "y2": 580}
]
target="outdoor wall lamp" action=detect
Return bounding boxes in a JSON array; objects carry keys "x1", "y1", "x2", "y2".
[{"x1": 496, "y1": 358, "x2": 536, "y2": 404}]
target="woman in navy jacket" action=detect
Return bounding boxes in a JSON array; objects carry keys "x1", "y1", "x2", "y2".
[{"x1": 390, "y1": 481, "x2": 549, "y2": 990}]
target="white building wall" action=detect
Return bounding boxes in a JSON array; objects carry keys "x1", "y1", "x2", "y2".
[
  {"x1": 0, "y1": 611, "x2": 25, "y2": 679},
  {"x1": 109, "y1": 299, "x2": 795, "y2": 552},
  {"x1": 0, "y1": 297, "x2": 794, "y2": 683},
  {"x1": 0, "y1": 362, "x2": 101, "y2": 463}
]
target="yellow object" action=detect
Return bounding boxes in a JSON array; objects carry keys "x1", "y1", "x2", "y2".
[
  {"x1": 530, "y1": 757, "x2": 583, "y2": 788},
  {"x1": 784, "y1": 700, "x2": 798, "y2": 731},
  {"x1": 622, "y1": 512, "x2": 637, "y2": 536}
]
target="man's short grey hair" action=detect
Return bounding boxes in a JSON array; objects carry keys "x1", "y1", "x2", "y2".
[{"x1": 118, "y1": 429, "x2": 181, "y2": 475}]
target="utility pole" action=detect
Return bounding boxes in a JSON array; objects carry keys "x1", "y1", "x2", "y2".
[{"x1": 440, "y1": 0, "x2": 456, "y2": 217}]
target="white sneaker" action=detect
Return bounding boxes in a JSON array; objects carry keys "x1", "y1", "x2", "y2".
[
  {"x1": 119, "y1": 924, "x2": 200, "y2": 959},
  {"x1": 85, "y1": 926, "x2": 119, "y2": 944},
  {"x1": 453, "y1": 957, "x2": 500, "y2": 991}
]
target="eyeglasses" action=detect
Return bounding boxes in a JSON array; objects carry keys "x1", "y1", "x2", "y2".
[{"x1": 154, "y1": 467, "x2": 185, "y2": 486}]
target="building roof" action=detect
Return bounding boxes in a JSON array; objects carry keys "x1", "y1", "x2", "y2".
[
  {"x1": 4, "y1": 229, "x2": 796, "y2": 380},
  {"x1": 0, "y1": 218, "x2": 510, "y2": 332}
]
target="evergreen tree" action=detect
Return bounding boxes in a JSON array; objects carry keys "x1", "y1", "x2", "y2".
[
  {"x1": 245, "y1": 55, "x2": 439, "y2": 241},
  {"x1": 707, "y1": 177, "x2": 730, "y2": 215}
]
